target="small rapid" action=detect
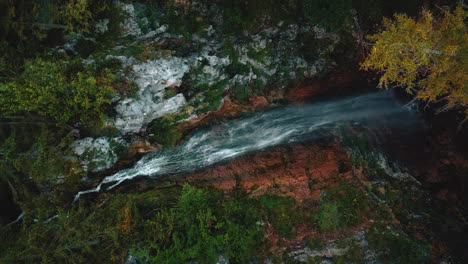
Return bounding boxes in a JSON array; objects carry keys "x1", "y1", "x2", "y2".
[{"x1": 74, "y1": 91, "x2": 420, "y2": 201}]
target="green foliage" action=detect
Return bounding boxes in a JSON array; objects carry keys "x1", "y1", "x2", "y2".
[
  {"x1": 315, "y1": 183, "x2": 374, "y2": 231},
  {"x1": 332, "y1": 239, "x2": 363, "y2": 264},
  {"x1": 0, "y1": 124, "x2": 84, "y2": 218},
  {"x1": 181, "y1": 63, "x2": 229, "y2": 114},
  {"x1": 260, "y1": 195, "x2": 299, "y2": 238},
  {"x1": 230, "y1": 74, "x2": 266, "y2": 105},
  {"x1": 231, "y1": 83, "x2": 250, "y2": 104},
  {"x1": 0, "y1": 0, "x2": 112, "y2": 40},
  {"x1": 133, "y1": 186, "x2": 265, "y2": 264},
  {"x1": 0, "y1": 58, "x2": 118, "y2": 124},
  {"x1": 0, "y1": 125, "x2": 79, "y2": 183},
  {"x1": 362, "y1": 6, "x2": 468, "y2": 114},
  {"x1": 367, "y1": 224, "x2": 429, "y2": 263},
  {"x1": 164, "y1": 86, "x2": 178, "y2": 99},
  {"x1": 0, "y1": 195, "x2": 137, "y2": 263},
  {"x1": 161, "y1": 5, "x2": 209, "y2": 39},
  {"x1": 146, "y1": 185, "x2": 222, "y2": 263},
  {"x1": 57, "y1": 0, "x2": 93, "y2": 33},
  {"x1": 315, "y1": 202, "x2": 340, "y2": 231},
  {"x1": 0, "y1": 184, "x2": 315, "y2": 263},
  {"x1": 14, "y1": 126, "x2": 76, "y2": 184},
  {"x1": 148, "y1": 116, "x2": 182, "y2": 147},
  {"x1": 110, "y1": 43, "x2": 163, "y2": 62}
]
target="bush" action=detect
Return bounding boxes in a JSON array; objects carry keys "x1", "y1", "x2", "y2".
[
  {"x1": 148, "y1": 116, "x2": 183, "y2": 147},
  {"x1": 0, "y1": 58, "x2": 117, "y2": 124}
]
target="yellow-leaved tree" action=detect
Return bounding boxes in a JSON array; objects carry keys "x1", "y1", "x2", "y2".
[{"x1": 361, "y1": 6, "x2": 467, "y2": 115}]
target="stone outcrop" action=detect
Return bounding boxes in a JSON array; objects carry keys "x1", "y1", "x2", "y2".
[
  {"x1": 114, "y1": 58, "x2": 191, "y2": 134},
  {"x1": 71, "y1": 137, "x2": 128, "y2": 172}
]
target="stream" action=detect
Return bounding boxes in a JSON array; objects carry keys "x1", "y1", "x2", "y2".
[{"x1": 74, "y1": 91, "x2": 421, "y2": 201}]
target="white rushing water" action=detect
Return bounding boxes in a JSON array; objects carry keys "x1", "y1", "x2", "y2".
[{"x1": 74, "y1": 91, "x2": 420, "y2": 201}]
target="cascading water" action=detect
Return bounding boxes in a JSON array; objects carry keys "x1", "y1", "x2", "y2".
[{"x1": 74, "y1": 91, "x2": 420, "y2": 201}]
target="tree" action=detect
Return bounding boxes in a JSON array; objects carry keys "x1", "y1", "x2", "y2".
[{"x1": 361, "y1": 6, "x2": 467, "y2": 115}]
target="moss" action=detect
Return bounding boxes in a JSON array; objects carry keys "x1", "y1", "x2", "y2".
[{"x1": 196, "y1": 81, "x2": 228, "y2": 114}]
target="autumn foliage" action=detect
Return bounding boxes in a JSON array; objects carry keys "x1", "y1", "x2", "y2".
[{"x1": 362, "y1": 6, "x2": 467, "y2": 114}]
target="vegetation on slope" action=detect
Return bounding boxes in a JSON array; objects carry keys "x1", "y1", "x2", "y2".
[
  {"x1": 0, "y1": 0, "x2": 464, "y2": 263},
  {"x1": 0, "y1": 176, "x2": 431, "y2": 263}
]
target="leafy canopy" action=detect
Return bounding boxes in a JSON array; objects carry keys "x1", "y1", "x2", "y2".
[{"x1": 361, "y1": 6, "x2": 468, "y2": 114}]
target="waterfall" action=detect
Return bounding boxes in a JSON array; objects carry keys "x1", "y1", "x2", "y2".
[{"x1": 74, "y1": 91, "x2": 420, "y2": 201}]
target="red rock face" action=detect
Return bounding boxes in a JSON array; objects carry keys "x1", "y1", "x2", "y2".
[
  {"x1": 177, "y1": 98, "x2": 249, "y2": 134},
  {"x1": 176, "y1": 139, "x2": 355, "y2": 203}
]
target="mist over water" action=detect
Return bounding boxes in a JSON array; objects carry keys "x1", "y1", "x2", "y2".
[{"x1": 74, "y1": 91, "x2": 420, "y2": 201}]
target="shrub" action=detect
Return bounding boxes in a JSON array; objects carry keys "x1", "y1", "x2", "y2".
[
  {"x1": 0, "y1": 58, "x2": 117, "y2": 124},
  {"x1": 148, "y1": 116, "x2": 182, "y2": 147}
]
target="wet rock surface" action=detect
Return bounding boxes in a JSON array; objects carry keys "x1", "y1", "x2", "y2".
[{"x1": 177, "y1": 139, "x2": 352, "y2": 202}]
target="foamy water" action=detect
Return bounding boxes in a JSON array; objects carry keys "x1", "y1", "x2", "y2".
[{"x1": 74, "y1": 91, "x2": 419, "y2": 201}]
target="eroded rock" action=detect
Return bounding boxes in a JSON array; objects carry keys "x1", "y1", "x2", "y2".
[{"x1": 71, "y1": 137, "x2": 127, "y2": 172}]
